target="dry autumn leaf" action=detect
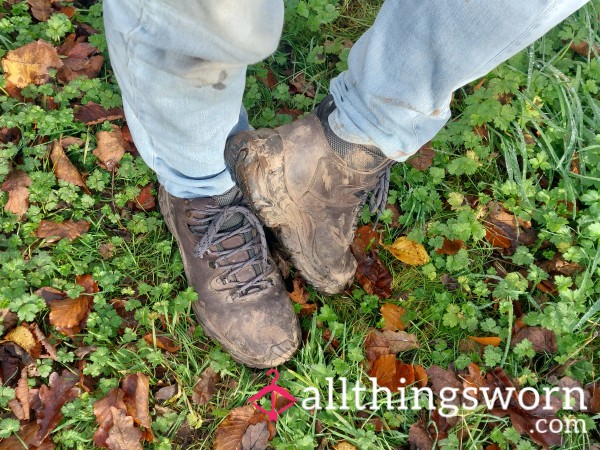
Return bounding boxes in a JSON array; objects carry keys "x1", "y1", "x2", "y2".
[
  {"x1": 143, "y1": 334, "x2": 180, "y2": 353},
  {"x1": 213, "y1": 404, "x2": 256, "y2": 450},
  {"x1": 408, "y1": 421, "x2": 434, "y2": 450},
  {"x1": 106, "y1": 407, "x2": 143, "y2": 450},
  {"x1": 469, "y1": 336, "x2": 502, "y2": 347},
  {"x1": 94, "y1": 125, "x2": 127, "y2": 171},
  {"x1": 335, "y1": 442, "x2": 358, "y2": 450},
  {"x1": 93, "y1": 387, "x2": 127, "y2": 448},
  {"x1": 74, "y1": 101, "x2": 125, "y2": 125},
  {"x1": 413, "y1": 364, "x2": 428, "y2": 388},
  {"x1": 8, "y1": 368, "x2": 30, "y2": 420},
  {"x1": 122, "y1": 372, "x2": 153, "y2": 442},
  {"x1": 192, "y1": 366, "x2": 219, "y2": 405},
  {"x1": 46, "y1": 274, "x2": 98, "y2": 336},
  {"x1": 3, "y1": 324, "x2": 37, "y2": 355},
  {"x1": 351, "y1": 226, "x2": 393, "y2": 298},
  {"x1": 380, "y1": 303, "x2": 408, "y2": 331},
  {"x1": 483, "y1": 202, "x2": 536, "y2": 252},
  {"x1": 240, "y1": 422, "x2": 270, "y2": 450},
  {"x1": 383, "y1": 236, "x2": 430, "y2": 266},
  {"x1": 1, "y1": 40, "x2": 63, "y2": 88},
  {"x1": 36, "y1": 370, "x2": 80, "y2": 445},
  {"x1": 0, "y1": 341, "x2": 34, "y2": 387},
  {"x1": 367, "y1": 355, "x2": 415, "y2": 391},
  {"x1": 364, "y1": 329, "x2": 419, "y2": 362},
  {"x1": 406, "y1": 142, "x2": 436, "y2": 170},
  {"x1": 134, "y1": 183, "x2": 156, "y2": 211},
  {"x1": 50, "y1": 140, "x2": 88, "y2": 190},
  {"x1": 436, "y1": 238, "x2": 466, "y2": 256},
  {"x1": 57, "y1": 42, "x2": 104, "y2": 84},
  {"x1": 510, "y1": 326, "x2": 557, "y2": 353},
  {"x1": 1, "y1": 169, "x2": 31, "y2": 219},
  {"x1": 36, "y1": 219, "x2": 90, "y2": 242},
  {"x1": 27, "y1": 0, "x2": 54, "y2": 21}
]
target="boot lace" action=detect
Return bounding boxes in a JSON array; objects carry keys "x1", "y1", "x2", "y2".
[{"x1": 187, "y1": 205, "x2": 272, "y2": 299}]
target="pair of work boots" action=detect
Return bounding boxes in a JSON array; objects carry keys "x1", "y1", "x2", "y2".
[{"x1": 158, "y1": 96, "x2": 393, "y2": 368}]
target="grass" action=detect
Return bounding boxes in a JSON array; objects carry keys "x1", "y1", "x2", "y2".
[{"x1": 0, "y1": 0, "x2": 599, "y2": 449}]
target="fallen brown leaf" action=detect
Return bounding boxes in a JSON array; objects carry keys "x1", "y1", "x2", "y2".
[
  {"x1": 27, "y1": 0, "x2": 54, "y2": 21},
  {"x1": 122, "y1": 373, "x2": 153, "y2": 442},
  {"x1": 435, "y1": 238, "x2": 466, "y2": 256},
  {"x1": 0, "y1": 341, "x2": 34, "y2": 387},
  {"x1": 50, "y1": 140, "x2": 87, "y2": 190},
  {"x1": 364, "y1": 329, "x2": 419, "y2": 362},
  {"x1": 46, "y1": 274, "x2": 98, "y2": 336},
  {"x1": 36, "y1": 219, "x2": 90, "y2": 242},
  {"x1": 30, "y1": 322, "x2": 58, "y2": 360},
  {"x1": 134, "y1": 183, "x2": 156, "y2": 211},
  {"x1": 0, "y1": 308, "x2": 19, "y2": 333},
  {"x1": 143, "y1": 334, "x2": 180, "y2": 353},
  {"x1": 570, "y1": 40, "x2": 599, "y2": 58},
  {"x1": 426, "y1": 365, "x2": 463, "y2": 401},
  {"x1": 587, "y1": 383, "x2": 600, "y2": 413},
  {"x1": 483, "y1": 202, "x2": 536, "y2": 252},
  {"x1": 469, "y1": 336, "x2": 501, "y2": 347},
  {"x1": 538, "y1": 253, "x2": 584, "y2": 277},
  {"x1": 408, "y1": 421, "x2": 434, "y2": 450},
  {"x1": 94, "y1": 125, "x2": 127, "y2": 171},
  {"x1": 74, "y1": 102, "x2": 125, "y2": 125},
  {"x1": 213, "y1": 404, "x2": 256, "y2": 450},
  {"x1": 510, "y1": 326, "x2": 557, "y2": 353},
  {"x1": 288, "y1": 276, "x2": 310, "y2": 304},
  {"x1": 383, "y1": 236, "x2": 430, "y2": 266},
  {"x1": 406, "y1": 142, "x2": 436, "y2": 170},
  {"x1": 1, "y1": 40, "x2": 63, "y2": 88},
  {"x1": 93, "y1": 387, "x2": 128, "y2": 448},
  {"x1": 57, "y1": 42, "x2": 104, "y2": 84},
  {"x1": 155, "y1": 385, "x2": 178, "y2": 403},
  {"x1": 8, "y1": 368, "x2": 30, "y2": 420},
  {"x1": 1, "y1": 169, "x2": 31, "y2": 219},
  {"x1": 241, "y1": 422, "x2": 270, "y2": 450},
  {"x1": 334, "y1": 442, "x2": 358, "y2": 450},
  {"x1": 106, "y1": 407, "x2": 143, "y2": 450},
  {"x1": 413, "y1": 364, "x2": 428, "y2": 388},
  {"x1": 351, "y1": 226, "x2": 393, "y2": 297},
  {"x1": 380, "y1": 303, "x2": 408, "y2": 331},
  {"x1": 0, "y1": 423, "x2": 53, "y2": 450},
  {"x1": 36, "y1": 370, "x2": 80, "y2": 445},
  {"x1": 354, "y1": 253, "x2": 393, "y2": 298},
  {"x1": 192, "y1": 366, "x2": 219, "y2": 406},
  {"x1": 289, "y1": 72, "x2": 316, "y2": 98}
]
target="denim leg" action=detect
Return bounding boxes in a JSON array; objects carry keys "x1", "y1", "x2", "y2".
[
  {"x1": 103, "y1": 0, "x2": 283, "y2": 198},
  {"x1": 329, "y1": 0, "x2": 590, "y2": 160}
]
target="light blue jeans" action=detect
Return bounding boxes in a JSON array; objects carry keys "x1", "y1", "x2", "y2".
[{"x1": 103, "y1": 0, "x2": 588, "y2": 198}]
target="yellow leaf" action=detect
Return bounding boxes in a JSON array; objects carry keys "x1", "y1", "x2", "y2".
[
  {"x1": 335, "y1": 442, "x2": 358, "y2": 450},
  {"x1": 3, "y1": 325, "x2": 36, "y2": 354},
  {"x1": 383, "y1": 237, "x2": 430, "y2": 266},
  {"x1": 1, "y1": 40, "x2": 63, "y2": 88}
]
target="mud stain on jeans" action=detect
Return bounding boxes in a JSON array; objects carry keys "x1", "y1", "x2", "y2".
[{"x1": 212, "y1": 70, "x2": 227, "y2": 90}]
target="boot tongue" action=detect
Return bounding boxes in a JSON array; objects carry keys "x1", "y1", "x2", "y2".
[{"x1": 211, "y1": 187, "x2": 264, "y2": 283}]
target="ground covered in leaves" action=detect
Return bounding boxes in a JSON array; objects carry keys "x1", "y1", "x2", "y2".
[{"x1": 0, "y1": 0, "x2": 599, "y2": 449}]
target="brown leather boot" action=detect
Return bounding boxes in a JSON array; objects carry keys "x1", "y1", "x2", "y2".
[
  {"x1": 225, "y1": 96, "x2": 393, "y2": 295},
  {"x1": 158, "y1": 185, "x2": 300, "y2": 368}
]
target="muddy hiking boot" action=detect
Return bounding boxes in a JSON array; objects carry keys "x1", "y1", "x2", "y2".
[
  {"x1": 158, "y1": 185, "x2": 300, "y2": 368},
  {"x1": 225, "y1": 95, "x2": 394, "y2": 295}
]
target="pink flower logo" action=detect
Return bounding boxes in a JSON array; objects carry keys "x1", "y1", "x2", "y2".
[{"x1": 247, "y1": 369, "x2": 297, "y2": 422}]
